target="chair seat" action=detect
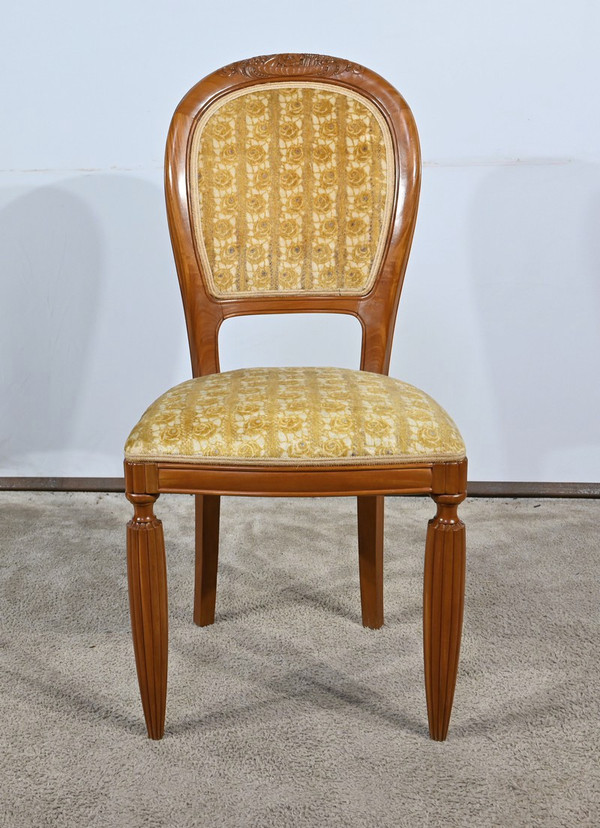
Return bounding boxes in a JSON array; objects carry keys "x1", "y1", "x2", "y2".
[{"x1": 125, "y1": 367, "x2": 465, "y2": 466}]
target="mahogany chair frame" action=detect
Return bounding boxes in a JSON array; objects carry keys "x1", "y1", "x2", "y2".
[{"x1": 125, "y1": 54, "x2": 467, "y2": 741}]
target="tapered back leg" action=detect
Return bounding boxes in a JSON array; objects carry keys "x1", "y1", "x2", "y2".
[
  {"x1": 357, "y1": 495, "x2": 385, "y2": 629},
  {"x1": 194, "y1": 494, "x2": 221, "y2": 627}
]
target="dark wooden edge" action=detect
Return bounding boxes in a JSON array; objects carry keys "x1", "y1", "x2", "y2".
[
  {"x1": 0, "y1": 477, "x2": 125, "y2": 492},
  {"x1": 467, "y1": 481, "x2": 600, "y2": 498},
  {"x1": 118, "y1": 459, "x2": 469, "y2": 498},
  {"x1": 123, "y1": 459, "x2": 446, "y2": 498},
  {"x1": 1, "y1": 477, "x2": 599, "y2": 498},
  {"x1": 152, "y1": 464, "x2": 433, "y2": 498}
]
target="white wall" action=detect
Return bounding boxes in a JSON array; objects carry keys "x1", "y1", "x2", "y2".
[{"x1": 1, "y1": 0, "x2": 599, "y2": 482}]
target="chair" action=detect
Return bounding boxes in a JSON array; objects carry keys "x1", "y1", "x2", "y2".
[{"x1": 124, "y1": 53, "x2": 467, "y2": 741}]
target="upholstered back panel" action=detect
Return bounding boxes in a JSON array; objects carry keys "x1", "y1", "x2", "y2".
[{"x1": 189, "y1": 82, "x2": 395, "y2": 298}]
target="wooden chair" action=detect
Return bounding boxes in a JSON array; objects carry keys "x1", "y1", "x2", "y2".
[{"x1": 124, "y1": 53, "x2": 467, "y2": 741}]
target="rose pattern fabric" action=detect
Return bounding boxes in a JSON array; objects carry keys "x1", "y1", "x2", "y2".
[
  {"x1": 189, "y1": 83, "x2": 394, "y2": 297},
  {"x1": 124, "y1": 368, "x2": 465, "y2": 465}
]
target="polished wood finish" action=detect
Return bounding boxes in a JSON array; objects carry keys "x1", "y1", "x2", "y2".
[
  {"x1": 423, "y1": 493, "x2": 466, "y2": 741},
  {"x1": 124, "y1": 54, "x2": 468, "y2": 740},
  {"x1": 164, "y1": 53, "x2": 421, "y2": 379},
  {"x1": 133, "y1": 460, "x2": 434, "y2": 497},
  {"x1": 124, "y1": 459, "x2": 465, "y2": 499},
  {"x1": 194, "y1": 494, "x2": 221, "y2": 626},
  {"x1": 221, "y1": 54, "x2": 365, "y2": 79},
  {"x1": 357, "y1": 495, "x2": 384, "y2": 629},
  {"x1": 126, "y1": 493, "x2": 168, "y2": 740}
]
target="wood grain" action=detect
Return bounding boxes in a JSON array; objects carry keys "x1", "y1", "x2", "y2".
[
  {"x1": 194, "y1": 494, "x2": 221, "y2": 626},
  {"x1": 164, "y1": 52, "x2": 421, "y2": 378},
  {"x1": 126, "y1": 493, "x2": 168, "y2": 740},
  {"x1": 123, "y1": 53, "x2": 468, "y2": 740},
  {"x1": 153, "y1": 461, "x2": 437, "y2": 497},
  {"x1": 357, "y1": 495, "x2": 384, "y2": 628},
  {"x1": 423, "y1": 493, "x2": 466, "y2": 741},
  {"x1": 220, "y1": 54, "x2": 365, "y2": 79}
]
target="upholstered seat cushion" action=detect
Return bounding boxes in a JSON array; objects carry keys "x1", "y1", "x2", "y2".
[{"x1": 125, "y1": 367, "x2": 464, "y2": 466}]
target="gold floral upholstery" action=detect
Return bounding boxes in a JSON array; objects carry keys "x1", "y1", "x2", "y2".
[
  {"x1": 124, "y1": 368, "x2": 465, "y2": 465},
  {"x1": 189, "y1": 83, "x2": 394, "y2": 298}
]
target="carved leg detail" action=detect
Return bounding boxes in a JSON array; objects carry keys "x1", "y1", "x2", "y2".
[
  {"x1": 127, "y1": 493, "x2": 168, "y2": 740},
  {"x1": 194, "y1": 494, "x2": 221, "y2": 627},
  {"x1": 357, "y1": 495, "x2": 384, "y2": 629},
  {"x1": 423, "y1": 493, "x2": 466, "y2": 741}
]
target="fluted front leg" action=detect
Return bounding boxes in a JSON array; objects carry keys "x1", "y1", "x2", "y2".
[
  {"x1": 127, "y1": 493, "x2": 168, "y2": 740},
  {"x1": 423, "y1": 493, "x2": 466, "y2": 741}
]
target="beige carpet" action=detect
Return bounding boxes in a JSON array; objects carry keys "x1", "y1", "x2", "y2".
[{"x1": 0, "y1": 492, "x2": 598, "y2": 827}]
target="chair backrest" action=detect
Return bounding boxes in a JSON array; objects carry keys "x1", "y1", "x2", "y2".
[{"x1": 165, "y1": 53, "x2": 421, "y2": 377}]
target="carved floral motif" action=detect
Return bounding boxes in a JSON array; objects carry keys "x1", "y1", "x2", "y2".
[{"x1": 221, "y1": 53, "x2": 364, "y2": 79}]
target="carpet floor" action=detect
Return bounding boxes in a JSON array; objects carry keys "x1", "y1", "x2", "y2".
[{"x1": 0, "y1": 492, "x2": 599, "y2": 827}]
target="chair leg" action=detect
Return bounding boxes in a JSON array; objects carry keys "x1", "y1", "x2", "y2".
[
  {"x1": 423, "y1": 493, "x2": 466, "y2": 741},
  {"x1": 357, "y1": 495, "x2": 384, "y2": 629},
  {"x1": 126, "y1": 493, "x2": 168, "y2": 740},
  {"x1": 194, "y1": 494, "x2": 220, "y2": 627}
]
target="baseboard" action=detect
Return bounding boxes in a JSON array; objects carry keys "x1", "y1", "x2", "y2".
[
  {"x1": 0, "y1": 477, "x2": 125, "y2": 492},
  {"x1": 0, "y1": 477, "x2": 598, "y2": 498},
  {"x1": 467, "y1": 481, "x2": 600, "y2": 498}
]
